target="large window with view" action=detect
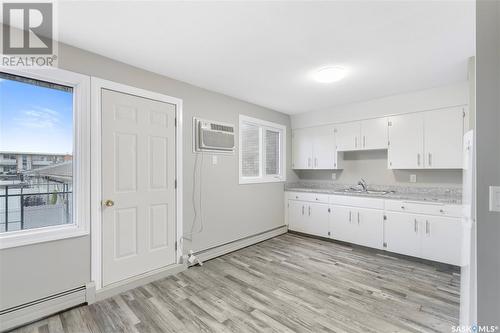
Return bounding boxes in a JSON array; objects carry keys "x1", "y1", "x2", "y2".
[
  {"x1": 239, "y1": 115, "x2": 286, "y2": 184},
  {"x1": 0, "y1": 69, "x2": 89, "y2": 248}
]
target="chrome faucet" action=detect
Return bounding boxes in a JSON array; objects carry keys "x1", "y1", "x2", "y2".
[{"x1": 358, "y1": 178, "x2": 368, "y2": 191}]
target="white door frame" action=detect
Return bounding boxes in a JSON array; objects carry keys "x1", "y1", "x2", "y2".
[{"x1": 90, "y1": 77, "x2": 183, "y2": 290}]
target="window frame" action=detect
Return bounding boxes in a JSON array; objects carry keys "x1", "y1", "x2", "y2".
[
  {"x1": 239, "y1": 115, "x2": 286, "y2": 184},
  {"x1": 0, "y1": 66, "x2": 90, "y2": 249}
]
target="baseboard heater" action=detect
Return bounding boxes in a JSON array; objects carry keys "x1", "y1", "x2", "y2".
[
  {"x1": 189, "y1": 225, "x2": 288, "y2": 265},
  {"x1": 0, "y1": 286, "x2": 87, "y2": 332}
]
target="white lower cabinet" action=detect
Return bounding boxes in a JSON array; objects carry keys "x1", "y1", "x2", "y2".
[
  {"x1": 420, "y1": 215, "x2": 462, "y2": 266},
  {"x1": 329, "y1": 205, "x2": 355, "y2": 243},
  {"x1": 288, "y1": 200, "x2": 307, "y2": 233},
  {"x1": 385, "y1": 212, "x2": 462, "y2": 265},
  {"x1": 288, "y1": 200, "x2": 329, "y2": 238},
  {"x1": 329, "y1": 206, "x2": 384, "y2": 249},
  {"x1": 287, "y1": 192, "x2": 464, "y2": 266},
  {"x1": 356, "y1": 208, "x2": 384, "y2": 249},
  {"x1": 385, "y1": 212, "x2": 423, "y2": 258}
]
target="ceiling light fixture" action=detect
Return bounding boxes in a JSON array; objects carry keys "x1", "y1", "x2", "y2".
[{"x1": 312, "y1": 66, "x2": 348, "y2": 83}]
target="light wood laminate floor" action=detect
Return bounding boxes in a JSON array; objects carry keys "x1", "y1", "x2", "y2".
[{"x1": 12, "y1": 233, "x2": 460, "y2": 333}]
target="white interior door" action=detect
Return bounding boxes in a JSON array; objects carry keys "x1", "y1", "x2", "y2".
[{"x1": 101, "y1": 88, "x2": 177, "y2": 287}]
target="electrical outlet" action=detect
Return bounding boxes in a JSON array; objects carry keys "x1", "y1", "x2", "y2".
[
  {"x1": 212, "y1": 155, "x2": 218, "y2": 165},
  {"x1": 410, "y1": 174, "x2": 417, "y2": 183},
  {"x1": 332, "y1": 173, "x2": 337, "y2": 180}
]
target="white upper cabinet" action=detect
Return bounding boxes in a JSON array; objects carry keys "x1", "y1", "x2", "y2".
[
  {"x1": 387, "y1": 113, "x2": 424, "y2": 169},
  {"x1": 388, "y1": 107, "x2": 464, "y2": 169},
  {"x1": 292, "y1": 128, "x2": 313, "y2": 169},
  {"x1": 335, "y1": 118, "x2": 388, "y2": 151},
  {"x1": 312, "y1": 125, "x2": 337, "y2": 169},
  {"x1": 424, "y1": 107, "x2": 464, "y2": 169},
  {"x1": 334, "y1": 121, "x2": 361, "y2": 151},
  {"x1": 360, "y1": 117, "x2": 388, "y2": 150},
  {"x1": 292, "y1": 126, "x2": 341, "y2": 170}
]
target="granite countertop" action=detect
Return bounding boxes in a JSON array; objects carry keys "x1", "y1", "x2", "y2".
[{"x1": 285, "y1": 182, "x2": 462, "y2": 205}]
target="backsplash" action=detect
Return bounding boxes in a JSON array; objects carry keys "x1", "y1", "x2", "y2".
[{"x1": 294, "y1": 150, "x2": 463, "y2": 188}]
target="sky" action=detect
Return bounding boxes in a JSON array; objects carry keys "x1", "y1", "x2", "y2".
[{"x1": 0, "y1": 77, "x2": 73, "y2": 154}]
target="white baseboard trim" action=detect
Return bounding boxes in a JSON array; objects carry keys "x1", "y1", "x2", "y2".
[
  {"x1": 0, "y1": 287, "x2": 87, "y2": 332},
  {"x1": 192, "y1": 225, "x2": 288, "y2": 264},
  {"x1": 94, "y1": 263, "x2": 186, "y2": 302}
]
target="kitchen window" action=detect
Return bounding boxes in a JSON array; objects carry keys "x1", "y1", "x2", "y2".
[
  {"x1": 0, "y1": 68, "x2": 90, "y2": 249},
  {"x1": 239, "y1": 115, "x2": 286, "y2": 184}
]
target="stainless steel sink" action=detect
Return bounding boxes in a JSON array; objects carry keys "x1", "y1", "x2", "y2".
[{"x1": 339, "y1": 188, "x2": 393, "y2": 195}]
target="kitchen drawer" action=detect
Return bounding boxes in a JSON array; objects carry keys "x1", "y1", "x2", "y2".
[
  {"x1": 287, "y1": 191, "x2": 329, "y2": 204},
  {"x1": 384, "y1": 200, "x2": 462, "y2": 218},
  {"x1": 329, "y1": 195, "x2": 384, "y2": 210}
]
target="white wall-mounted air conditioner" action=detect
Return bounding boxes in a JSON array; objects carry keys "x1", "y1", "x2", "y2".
[{"x1": 193, "y1": 118, "x2": 235, "y2": 153}]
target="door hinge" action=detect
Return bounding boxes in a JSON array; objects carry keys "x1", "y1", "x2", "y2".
[
  {"x1": 463, "y1": 110, "x2": 466, "y2": 118},
  {"x1": 175, "y1": 241, "x2": 177, "y2": 250},
  {"x1": 174, "y1": 179, "x2": 177, "y2": 189},
  {"x1": 174, "y1": 118, "x2": 177, "y2": 127},
  {"x1": 383, "y1": 242, "x2": 387, "y2": 248},
  {"x1": 388, "y1": 140, "x2": 390, "y2": 146}
]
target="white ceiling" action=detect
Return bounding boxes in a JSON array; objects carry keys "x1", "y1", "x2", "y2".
[{"x1": 56, "y1": 1, "x2": 475, "y2": 114}]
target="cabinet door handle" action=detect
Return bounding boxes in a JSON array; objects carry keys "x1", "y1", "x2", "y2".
[
  {"x1": 357, "y1": 212, "x2": 360, "y2": 225},
  {"x1": 428, "y1": 153, "x2": 432, "y2": 166},
  {"x1": 425, "y1": 220, "x2": 430, "y2": 235},
  {"x1": 308, "y1": 206, "x2": 311, "y2": 216},
  {"x1": 363, "y1": 136, "x2": 366, "y2": 148},
  {"x1": 414, "y1": 219, "x2": 418, "y2": 233},
  {"x1": 302, "y1": 205, "x2": 304, "y2": 215},
  {"x1": 417, "y1": 153, "x2": 421, "y2": 166},
  {"x1": 355, "y1": 137, "x2": 357, "y2": 148},
  {"x1": 314, "y1": 158, "x2": 318, "y2": 168},
  {"x1": 349, "y1": 211, "x2": 352, "y2": 222}
]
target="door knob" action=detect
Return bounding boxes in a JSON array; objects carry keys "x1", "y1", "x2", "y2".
[{"x1": 103, "y1": 199, "x2": 114, "y2": 207}]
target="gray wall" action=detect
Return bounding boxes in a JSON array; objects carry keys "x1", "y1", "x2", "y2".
[
  {"x1": 295, "y1": 150, "x2": 462, "y2": 188},
  {"x1": 476, "y1": 0, "x2": 500, "y2": 325},
  {"x1": 0, "y1": 42, "x2": 295, "y2": 310}
]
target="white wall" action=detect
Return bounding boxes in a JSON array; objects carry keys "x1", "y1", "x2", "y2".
[{"x1": 291, "y1": 82, "x2": 469, "y2": 129}]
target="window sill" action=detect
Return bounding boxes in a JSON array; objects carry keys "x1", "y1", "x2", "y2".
[
  {"x1": 0, "y1": 224, "x2": 89, "y2": 250},
  {"x1": 239, "y1": 177, "x2": 286, "y2": 185}
]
